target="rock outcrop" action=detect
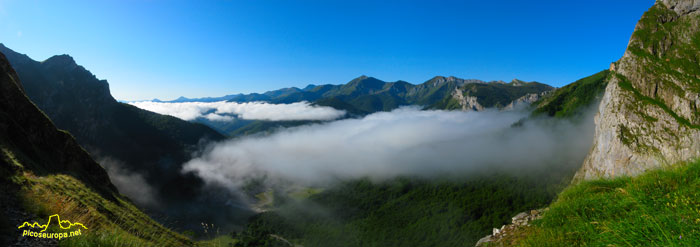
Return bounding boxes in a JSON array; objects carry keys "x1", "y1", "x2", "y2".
[
  {"x1": 451, "y1": 87, "x2": 485, "y2": 111},
  {"x1": 449, "y1": 80, "x2": 554, "y2": 112},
  {"x1": 576, "y1": 0, "x2": 700, "y2": 181},
  {"x1": 503, "y1": 91, "x2": 550, "y2": 110},
  {"x1": 662, "y1": 0, "x2": 700, "y2": 14},
  {"x1": 474, "y1": 208, "x2": 547, "y2": 247}
]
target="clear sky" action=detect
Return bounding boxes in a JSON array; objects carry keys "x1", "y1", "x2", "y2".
[{"x1": 0, "y1": 0, "x2": 654, "y2": 101}]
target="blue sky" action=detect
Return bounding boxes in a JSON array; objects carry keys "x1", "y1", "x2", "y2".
[{"x1": 0, "y1": 0, "x2": 654, "y2": 101}]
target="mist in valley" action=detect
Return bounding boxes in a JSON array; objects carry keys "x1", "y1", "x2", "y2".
[
  {"x1": 111, "y1": 101, "x2": 599, "y2": 240},
  {"x1": 129, "y1": 100, "x2": 347, "y2": 122},
  {"x1": 182, "y1": 105, "x2": 597, "y2": 197}
]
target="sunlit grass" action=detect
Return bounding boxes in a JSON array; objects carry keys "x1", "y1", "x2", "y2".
[
  {"x1": 516, "y1": 159, "x2": 700, "y2": 246},
  {"x1": 15, "y1": 172, "x2": 194, "y2": 247}
]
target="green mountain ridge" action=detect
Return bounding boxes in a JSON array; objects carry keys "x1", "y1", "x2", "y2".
[
  {"x1": 173, "y1": 74, "x2": 554, "y2": 136},
  {"x1": 163, "y1": 74, "x2": 552, "y2": 114},
  {"x1": 532, "y1": 70, "x2": 610, "y2": 119},
  {"x1": 264, "y1": 75, "x2": 554, "y2": 114}
]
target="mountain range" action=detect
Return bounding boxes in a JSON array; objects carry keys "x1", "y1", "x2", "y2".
[
  {"x1": 158, "y1": 75, "x2": 555, "y2": 136},
  {"x1": 167, "y1": 75, "x2": 553, "y2": 114}
]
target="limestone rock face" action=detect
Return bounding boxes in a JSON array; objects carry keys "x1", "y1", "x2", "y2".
[
  {"x1": 450, "y1": 83, "x2": 552, "y2": 112},
  {"x1": 451, "y1": 87, "x2": 485, "y2": 111},
  {"x1": 576, "y1": 0, "x2": 700, "y2": 181},
  {"x1": 662, "y1": 0, "x2": 700, "y2": 15},
  {"x1": 503, "y1": 92, "x2": 549, "y2": 110}
]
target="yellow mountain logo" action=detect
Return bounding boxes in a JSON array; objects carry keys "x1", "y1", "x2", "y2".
[{"x1": 18, "y1": 214, "x2": 86, "y2": 239}]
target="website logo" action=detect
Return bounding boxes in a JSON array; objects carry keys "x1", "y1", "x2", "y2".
[{"x1": 18, "y1": 214, "x2": 87, "y2": 239}]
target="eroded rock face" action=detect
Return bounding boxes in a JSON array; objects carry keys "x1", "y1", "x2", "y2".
[
  {"x1": 576, "y1": 0, "x2": 700, "y2": 181},
  {"x1": 474, "y1": 208, "x2": 547, "y2": 247},
  {"x1": 662, "y1": 0, "x2": 700, "y2": 15},
  {"x1": 503, "y1": 92, "x2": 549, "y2": 110},
  {"x1": 451, "y1": 87, "x2": 485, "y2": 111},
  {"x1": 451, "y1": 87, "x2": 551, "y2": 112}
]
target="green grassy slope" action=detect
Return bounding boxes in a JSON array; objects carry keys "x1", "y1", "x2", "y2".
[
  {"x1": 516, "y1": 159, "x2": 700, "y2": 246},
  {"x1": 532, "y1": 70, "x2": 610, "y2": 118},
  {"x1": 3, "y1": 165, "x2": 193, "y2": 247}
]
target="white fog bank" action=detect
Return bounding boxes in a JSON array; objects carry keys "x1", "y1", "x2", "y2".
[
  {"x1": 182, "y1": 107, "x2": 595, "y2": 191},
  {"x1": 128, "y1": 101, "x2": 346, "y2": 121}
]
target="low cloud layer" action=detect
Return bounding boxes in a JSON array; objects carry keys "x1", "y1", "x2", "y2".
[
  {"x1": 128, "y1": 101, "x2": 346, "y2": 121},
  {"x1": 182, "y1": 106, "x2": 595, "y2": 191},
  {"x1": 98, "y1": 157, "x2": 159, "y2": 207}
]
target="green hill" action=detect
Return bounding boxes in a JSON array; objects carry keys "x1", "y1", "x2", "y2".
[{"x1": 532, "y1": 70, "x2": 610, "y2": 119}]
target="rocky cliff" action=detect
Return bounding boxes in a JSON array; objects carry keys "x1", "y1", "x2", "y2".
[
  {"x1": 445, "y1": 79, "x2": 554, "y2": 111},
  {"x1": 576, "y1": 0, "x2": 700, "y2": 180}
]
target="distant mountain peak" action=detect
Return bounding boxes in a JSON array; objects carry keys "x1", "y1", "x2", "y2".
[
  {"x1": 42, "y1": 54, "x2": 79, "y2": 72},
  {"x1": 510, "y1": 79, "x2": 526, "y2": 86},
  {"x1": 425, "y1": 76, "x2": 487, "y2": 87},
  {"x1": 43, "y1": 54, "x2": 76, "y2": 64},
  {"x1": 429, "y1": 75, "x2": 462, "y2": 81},
  {"x1": 302, "y1": 84, "x2": 317, "y2": 91},
  {"x1": 429, "y1": 75, "x2": 447, "y2": 81},
  {"x1": 347, "y1": 75, "x2": 383, "y2": 85}
]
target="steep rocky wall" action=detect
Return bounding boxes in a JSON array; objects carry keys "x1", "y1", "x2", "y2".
[{"x1": 576, "y1": 0, "x2": 700, "y2": 181}]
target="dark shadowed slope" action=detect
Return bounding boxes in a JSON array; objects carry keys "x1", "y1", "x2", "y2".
[
  {"x1": 0, "y1": 44, "x2": 254, "y2": 234},
  {"x1": 0, "y1": 51, "x2": 191, "y2": 246},
  {"x1": 0, "y1": 44, "x2": 223, "y2": 180}
]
